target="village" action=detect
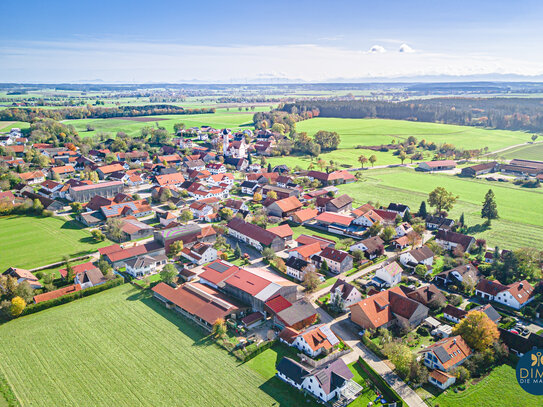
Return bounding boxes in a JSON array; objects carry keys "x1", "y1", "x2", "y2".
[{"x1": 1, "y1": 122, "x2": 542, "y2": 407}]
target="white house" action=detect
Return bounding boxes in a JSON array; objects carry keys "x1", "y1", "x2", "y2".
[
  {"x1": 374, "y1": 261, "x2": 403, "y2": 287},
  {"x1": 285, "y1": 257, "x2": 316, "y2": 281},
  {"x1": 399, "y1": 246, "x2": 434, "y2": 268},
  {"x1": 74, "y1": 268, "x2": 107, "y2": 289},
  {"x1": 189, "y1": 201, "x2": 215, "y2": 219},
  {"x1": 125, "y1": 254, "x2": 168, "y2": 278},
  {"x1": 329, "y1": 279, "x2": 362, "y2": 311},
  {"x1": 180, "y1": 243, "x2": 217, "y2": 266},
  {"x1": 290, "y1": 324, "x2": 340, "y2": 358},
  {"x1": 475, "y1": 279, "x2": 534, "y2": 310}
]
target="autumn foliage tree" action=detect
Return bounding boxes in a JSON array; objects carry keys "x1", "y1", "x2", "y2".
[
  {"x1": 10, "y1": 296, "x2": 26, "y2": 317},
  {"x1": 452, "y1": 311, "x2": 499, "y2": 352}
]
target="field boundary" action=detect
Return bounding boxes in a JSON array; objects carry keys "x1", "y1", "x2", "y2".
[{"x1": 0, "y1": 370, "x2": 20, "y2": 407}]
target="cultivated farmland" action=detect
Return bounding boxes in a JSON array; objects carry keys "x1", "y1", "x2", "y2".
[
  {"x1": 0, "y1": 215, "x2": 110, "y2": 270},
  {"x1": 336, "y1": 168, "x2": 543, "y2": 249},
  {"x1": 501, "y1": 142, "x2": 543, "y2": 161},
  {"x1": 0, "y1": 284, "x2": 303, "y2": 407}
]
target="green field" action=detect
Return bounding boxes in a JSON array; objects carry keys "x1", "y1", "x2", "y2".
[
  {"x1": 0, "y1": 284, "x2": 308, "y2": 407},
  {"x1": 0, "y1": 215, "x2": 110, "y2": 270},
  {"x1": 63, "y1": 109, "x2": 257, "y2": 138},
  {"x1": 336, "y1": 168, "x2": 543, "y2": 249},
  {"x1": 268, "y1": 118, "x2": 533, "y2": 169},
  {"x1": 429, "y1": 364, "x2": 541, "y2": 407},
  {"x1": 502, "y1": 142, "x2": 543, "y2": 161},
  {"x1": 0, "y1": 121, "x2": 30, "y2": 132}
]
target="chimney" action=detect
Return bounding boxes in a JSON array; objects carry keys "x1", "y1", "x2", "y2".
[
  {"x1": 519, "y1": 283, "x2": 523, "y2": 290},
  {"x1": 466, "y1": 265, "x2": 470, "y2": 270}
]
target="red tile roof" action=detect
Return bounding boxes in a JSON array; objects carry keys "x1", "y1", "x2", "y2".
[
  {"x1": 315, "y1": 212, "x2": 353, "y2": 226},
  {"x1": 267, "y1": 224, "x2": 293, "y2": 239},
  {"x1": 265, "y1": 295, "x2": 293, "y2": 314},
  {"x1": 33, "y1": 284, "x2": 82, "y2": 303},
  {"x1": 224, "y1": 268, "x2": 270, "y2": 296}
]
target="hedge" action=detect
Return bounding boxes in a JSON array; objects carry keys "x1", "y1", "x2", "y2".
[
  {"x1": 21, "y1": 277, "x2": 125, "y2": 317},
  {"x1": 361, "y1": 334, "x2": 386, "y2": 359},
  {"x1": 356, "y1": 357, "x2": 403, "y2": 406},
  {"x1": 0, "y1": 371, "x2": 21, "y2": 407}
]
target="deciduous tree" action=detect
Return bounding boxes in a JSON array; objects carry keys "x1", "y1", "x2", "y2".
[{"x1": 452, "y1": 311, "x2": 499, "y2": 352}]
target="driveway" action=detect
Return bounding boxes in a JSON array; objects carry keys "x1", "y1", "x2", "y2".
[{"x1": 225, "y1": 236, "x2": 262, "y2": 261}]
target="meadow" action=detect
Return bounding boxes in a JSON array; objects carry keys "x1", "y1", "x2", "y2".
[
  {"x1": 267, "y1": 118, "x2": 533, "y2": 169},
  {"x1": 502, "y1": 142, "x2": 543, "y2": 161},
  {"x1": 63, "y1": 109, "x2": 257, "y2": 138},
  {"x1": 427, "y1": 364, "x2": 541, "y2": 407},
  {"x1": 0, "y1": 215, "x2": 110, "y2": 270},
  {"x1": 336, "y1": 168, "x2": 543, "y2": 249},
  {"x1": 0, "y1": 284, "x2": 306, "y2": 407}
]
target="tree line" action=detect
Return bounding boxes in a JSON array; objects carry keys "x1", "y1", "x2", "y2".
[
  {"x1": 280, "y1": 98, "x2": 543, "y2": 132},
  {"x1": 0, "y1": 105, "x2": 215, "y2": 122}
]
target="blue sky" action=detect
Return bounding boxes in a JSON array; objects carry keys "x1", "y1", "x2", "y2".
[{"x1": 2, "y1": 0, "x2": 543, "y2": 82}]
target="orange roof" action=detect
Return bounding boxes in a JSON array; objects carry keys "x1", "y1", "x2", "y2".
[
  {"x1": 289, "y1": 242, "x2": 322, "y2": 259},
  {"x1": 267, "y1": 224, "x2": 293, "y2": 238},
  {"x1": 422, "y1": 335, "x2": 472, "y2": 370},
  {"x1": 33, "y1": 284, "x2": 82, "y2": 304},
  {"x1": 19, "y1": 171, "x2": 44, "y2": 181},
  {"x1": 98, "y1": 163, "x2": 125, "y2": 174},
  {"x1": 51, "y1": 165, "x2": 75, "y2": 174},
  {"x1": 291, "y1": 208, "x2": 318, "y2": 223},
  {"x1": 300, "y1": 326, "x2": 333, "y2": 352},
  {"x1": 429, "y1": 369, "x2": 455, "y2": 384},
  {"x1": 271, "y1": 196, "x2": 302, "y2": 212},
  {"x1": 315, "y1": 211, "x2": 353, "y2": 226}
]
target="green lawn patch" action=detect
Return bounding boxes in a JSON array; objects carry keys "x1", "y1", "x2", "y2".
[
  {"x1": 0, "y1": 215, "x2": 111, "y2": 270},
  {"x1": 0, "y1": 285, "x2": 307, "y2": 407},
  {"x1": 429, "y1": 364, "x2": 541, "y2": 407}
]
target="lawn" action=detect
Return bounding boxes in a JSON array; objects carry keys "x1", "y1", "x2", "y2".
[
  {"x1": 0, "y1": 284, "x2": 306, "y2": 407},
  {"x1": 267, "y1": 118, "x2": 532, "y2": 170},
  {"x1": 64, "y1": 109, "x2": 256, "y2": 138},
  {"x1": 0, "y1": 215, "x2": 110, "y2": 270},
  {"x1": 501, "y1": 142, "x2": 543, "y2": 161},
  {"x1": 337, "y1": 168, "x2": 543, "y2": 249},
  {"x1": 290, "y1": 224, "x2": 341, "y2": 243},
  {"x1": 428, "y1": 364, "x2": 542, "y2": 407}
]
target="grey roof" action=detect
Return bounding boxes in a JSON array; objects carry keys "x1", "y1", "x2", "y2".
[
  {"x1": 254, "y1": 282, "x2": 282, "y2": 302},
  {"x1": 433, "y1": 346, "x2": 452, "y2": 364},
  {"x1": 285, "y1": 256, "x2": 309, "y2": 271},
  {"x1": 311, "y1": 358, "x2": 354, "y2": 394},
  {"x1": 410, "y1": 246, "x2": 434, "y2": 262},
  {"x1": 276, "y1": 300, "x2": 317, "y2": 326},
  {"x1": 276, "y1": 357, "x2": 310, "y2": 385},
  {"x1": 207, "y1": 261, "x2": 231, "y2": 273}
]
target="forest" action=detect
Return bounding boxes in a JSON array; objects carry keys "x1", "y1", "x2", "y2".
[{"x1": 280, "y1": 98, "x2": 543, "y2": 132}]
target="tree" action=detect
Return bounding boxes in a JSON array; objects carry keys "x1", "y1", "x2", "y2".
[
  {"x1": 368, "y1": 155, "x2": 377, "y2": 167},
  {"x1": 179, "y1": 209, "x2": 193, "y2": 223},
  {"x1": 32, "y1": 198, "x2": 44, "y2": 214},
  {"x1": 267, "y1": 190, "x2": 277, "y2": 200},
  {"x1": 253, "y1": 192, "x2": 262, "y2": 202},
  {"x1": 358, "y1": 154, "x2": 368, "y2": 168},
  {"x1": 65, "y1": 261, "x2": 74, "y2": 281},
  {"x1": 160, "y1": 264, "x2": 178, "y2": 284},
  {"x1": 14, "y1": 281, "x2": 33, "y2": 303},
  {"x1": 169, "y1": 240, "x2": 184, "y2": 257},
  {"x1": 381, "y1": 226, "x2": 395, "y2": 242},
  {"x1": 70, "y1": 202, "x2": 83, "y2": 213},
  {"x1": 313, "y1": 130, "x2": 340, "y2": 151},
  {"x1": 418, "y1": 201, "x2": 428, "y2": 219},
  {"x1": 415, "y1": 264, "x2": 428, "y2": 278},
  {"x1": 267, "y1": 163, "x2": 272, "y2": 173},
  {"x1": 320, "y1": 259, "x2": 329, "y2": 274},
  {"x1": 330, "y1": 291, "x2": 345, "y2": 313},
  {"x1": 234, "y1": 243, "x2": 242, "y2": 259},
  {"x1": 275, "y1": 258, "x2": 286, "y2": 273},
  {"x1": 105, "y1": 218, "x2": 123, "y2": 242},
  {"x1": 428, "y1": 187, "x2": 458, "y2": 214},
  {"x1": 481, "y1": 189, "x2": 498, "y2": 224},
  {"x1": 368, "y1": 221, "x2": 383, "y2": 237},
  {"x1": 398, "y1": 151, "x2": 407, "y2": 164},
  {"x1": 97, "y1": 258, "x2": 112, "y2": 276},
  {"x1": 212, "y1": 318, "x2": 227, "y2": 337},
  {"x1": 352, "y1": 250, "x2": 365, "y2": 264},
  {"x1": 10, "y1": 296, "x2": 26, "y2": 317},
  {"x1": 531, "y1": 134, "x2": 538, "y2": 143},
  {"x1": 453, "y1": 311, "x2": 499, "y2": 352},
  {"x1": 91, "y1": 229, "x2": 105, "y2": 242},
  {"x1": 452, "y1": 366, "x2": 470, "y2": 384},
  {"x1": 302, "y1": 269, "x2": 320, "y2": 292},
  {"x1": 218, "y1": 207, "x2": 233, "y2": 221},
  {"x1": 262, "y1": 247, "x2": 275, "y2": 261},
  {"x1": 382, "y1": 340, "x2": 413, "y2": 379}
]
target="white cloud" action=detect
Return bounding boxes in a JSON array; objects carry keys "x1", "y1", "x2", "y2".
[
  {"x1": 398, "y1": 43, "x2": 414, "y2": 53},
  {"x1": 369, "y1": 45, "x2": 386, "y2": 53}
]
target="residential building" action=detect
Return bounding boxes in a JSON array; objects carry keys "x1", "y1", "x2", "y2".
[
  {"x1": 329, "y1": 279, "x2": 362, "y2": 311},
  {"x1": 313, "y1": 247, "x2": 353, "y2": 274},
  {"x1": 374, "y1": 261, "x2": 403, "y2": 287},
  {"x1": 125, "y1": 254, "x2": 168, "y2": 278},
  {"x1": 435, "y1": 230, "x2": 475, "y2": 252}
]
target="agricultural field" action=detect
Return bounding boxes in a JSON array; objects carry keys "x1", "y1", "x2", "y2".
[
  {"x1": 428, "y1": 364, "x2": 541, "y2": 407},
  {"x1": 501, "y1": 142, "x2": 543, "y2": 161},
  {"x1": 63, "y1": 109, "x2": 258, "y2": 138},
  {"x1": 0, "y1": 121, "x2": 30, "y2": 132},
  {"x1": 0, "y1": 284, "x2": 303, "y2": 407},
  {"x1": 267, "y1": 118, "x2": 533, "y2": 169},
  {"x1": 0, "y1": 215, "x2": 110, "y2": 271},
  {"x1": 336, "y1": 167, "x2": 543, "y2": 249}
]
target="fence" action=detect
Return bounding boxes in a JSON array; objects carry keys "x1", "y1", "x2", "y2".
[
  {"x1": 297, "y1": 349, "x2": 352, "y2": 368},
  {"x1": 356, "y1": 357, "x2": 403, "y2": 407}
]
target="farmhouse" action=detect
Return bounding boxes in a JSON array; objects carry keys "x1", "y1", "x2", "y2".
[
  {"x1": 226, "y1": 218, "x2": 285, "y2": 252},
  {"x1": 180, "y1": 242, "x2": 217, "y2": 265},
  {"x1": 283, "y1": 324, "x2": 340, "y2": 358},
  {"x1": 313, "y1": 247, "x2": 353, "y2": 274},
  {"x1": 266, "y1": 196, "x2": 303, "y2": 218},
  {"x1": 290, "y1": 208, "x2": 318, "y2": 224},
  {"x1": 267, "y1": 224, "x2": 294, "y2": 242},
  {"x1": 426, "y1": 215, "x2": 455, "y2": 231},
  {"x1": 74, "y1": 268, "x2": 107, "y2": 289},
  {"x1": 417, "y1": 160, "x2": 456, "y2": 172},
  {"x1": 349, "y1": 236, "x2": 384, "y2": 259},
  {"x1": 285, "y1": 256, "x2": 316, "y2": 281},
  {"x1": 461, "y1": 161, "x2": 499, "y2": 177},
  {"x1": 434, "y1": 263, "x2": 480, "y2": 287},
  {"x1": 306, "y1": 170, "x2": 356, "y2": 185},
  {"x1": 399, "y1": 246, "x2": 435, "y2": 268},
  {"x1": 2, "y1": 267, "x2": 42, "y2": 289},
  {"x1": 19, "y1": 170, "x2": 45, "y2": 185},
  {"x1": 323, "y1": 194, "x2": 353, "y2": 213}
]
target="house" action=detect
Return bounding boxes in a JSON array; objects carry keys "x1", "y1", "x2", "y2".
[
  {"x1": 324, "y1": 194, "x2": 353, "y2": 213},
  {"x1": 443, "y1": 304, "x2": 468, "y2": 324},
  {"x1": 399, "y1": 246, "x2": 435, "y2": 269},
  {"x1": 404, "y1": 284, "x2": 447, "y2": 308},
  {"x1": 314, "y1": 247, "x2": 353, "y2": 274},
  {"x1": 206, "y1": 163, "x2": 226, "y2": 174},
  {"x1": 156, "y1": 210, "x2": 178, "y2": 227},
  {"x1": 435, "y1": 230, "x2": 475, "y2": 252},
  {"x1": 498, "y1": 328, "x2": 543, "y2": 357},
  {"x1": 351, "y1": 208, "x2": 383, "y2": 228},
  {"x1": 154, "y1": 172, "x2": 185, "y2": 188},
  {"x1": 287, "y1": 324, "x2": 340, "y2": 358},
  {"x1": 350, "y1": 286, "x2": 429, "y2": 330},
  {"x1": 103, "y1": 241, "x2": 166, "y2": 268},
  {"x1": 276, "y1": 357, "x2": 358, "y2": 403},
  {"x1": 266, "y1": 196, "x2": 303, "y2": 218},
  {"x1": 329, "y1": 279, "x2": 363, "y2": 311},
  {"x1": 475, "y1": 278, "x2": 534, "y2": 310},
  {"x1": 420, "y1": 335, "x2": 472, "y2": 389},
  {"x1": 374, "y1": 261, "x2": 403, "y2": 287},
  {"x1": 289, "y1": 243, "x2": 323, "y2": 262},
  {"x1": 74, "y1": 268, "x2": 107, "y2": 289},
  {"x1": 21, "y1": 191, "x2": 64, "y2": 212},
  {"x1": 426, "y1": 215, "x2": 455, "y2": 231},
  {"x1": 315, "y1": 212, "x2": 353, "y2": 230},
  {"x1": 274, "y1": 299, "x2": 318, "y2": 330},
  {"x1": 240, "y1": 180, "x2": 259, "y2": 195},
  {"x1": 295, "y1": 234, "x2": 335, "y2": 250},
  {"x1": 180, "y1": 242, "x2": 218, "y2": 265},
  {"x1": 2, "y1": 267, "x2": 42, "y2": 289},
  {"x1": 119, "y1": 218, "x2": 155, "y2": 241},
  {"x1": 434, "y1": 263, "x2": 480, "y2": 287},
  {"x1": 285, "y1": 256, "x2": 317, "y2": 281},
  {"x1": 306, "y1": 170, "x2": 356, "y2": 185},
  {"x1": 349, "y1": 236, "x2": 384, "y2": 259},
  {"x1": 387, "y1": 203, "x2": 410, "y2": 217},
  {"x1": 428, "y1": 370, "x2": 456, "y2": 391},
  {"x1": 189, "y1": 200, "x2": 215, "y2": 219},
  {"x1": 152, "y1": 282, "x2": 243, "y2": 331},
  {"x1": 290, "y1": 208, "x2": 318, "y2": 224},
  {"x1": 33, "y1": 284, "x2": 82, "y2": 304},
  {"x1": 50, "y1": 165, "x2": 76, "y2": 179},
  {"x1": 18, "y1": 170, "x2": 45, "y2": 185},
  {"x1": 393, "y1": 233, "x2": 411, "y2": 251},
  {"x1": 461, "y1": 161, "x2": 499, "y2": 177},
  {"x1": 418, "y1": 160, "x2": 456, "y2": 172},
  {"x1": 267, "y1": 224, "x2": 294, "y2": 242},
  {"x1": 222, "y1": 199, "x2": 248, "y2": 214},
  {"x1": 226, "y1": 218, "x2": 285, "y2": 252},
  {"x1": 125, "y1": 254, "x2": 168, "y2": 278}
]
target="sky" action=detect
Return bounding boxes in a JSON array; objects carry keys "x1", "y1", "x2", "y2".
[{"x1": 2, "y1": 0, "x2": 543, "y2": 83}]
